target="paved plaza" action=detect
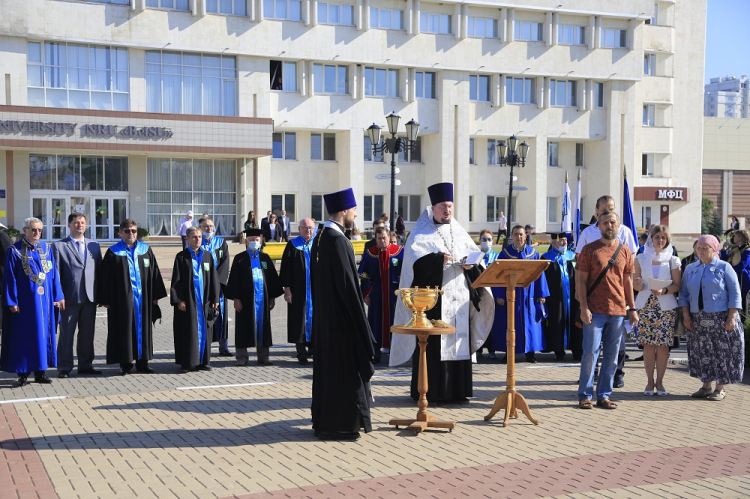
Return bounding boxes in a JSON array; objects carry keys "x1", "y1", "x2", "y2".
[{"x1": 1, "y1": 242, "x2": 749, "y2": 498}]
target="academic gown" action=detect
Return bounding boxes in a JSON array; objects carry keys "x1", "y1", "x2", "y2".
[
  {"x1": 492, "y1": 245, "x2": 549, "y2": 354},
  {"x1": 171, "y1": 248, "x2": 220, "y2": 368},
  {"x1": 225, "y1": 251, "x2": 282, "y2": 348},
  {"x1": 358, "y1": 244, "x2": 403, "y2": 351},
  {"x1": 721, "y1": 246, "x2": 750, "y2": 309},
  {"x1": 202, "y1": 236, "x2": 229, "y2": 344},
  {"x1": 279, "y1": 236, "x2": 314, "y2": 344},
  {"x1": 541, "y1": 248, "x2": 577, "y2": 357},
  {"x1": 99, "y1": 241, "x2": 167, "y2": 365},
  {"x1": 479, "y1": 250, "x2": 500, "y2": 351},
  {"x1": 1, "y1": 240, "x2": 64, "y2": 373},
  {"x1": 311, "y1": 221, "x2": 374, "y2": 435}
]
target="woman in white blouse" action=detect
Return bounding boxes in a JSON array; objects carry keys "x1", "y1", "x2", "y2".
[{"x1": 633, "y1": 225, "x2": 682, "y2": 396}]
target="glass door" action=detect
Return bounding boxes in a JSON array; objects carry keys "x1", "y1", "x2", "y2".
[
  {"x1": 94, "y1": 198, "x2": 110, "y2": 240},
  {"x1": 50, "y1": 197, "x2": 67, "y2": 240},
  {"x1": 69, "y1": 196, "x2": 92, "y2": 238}
]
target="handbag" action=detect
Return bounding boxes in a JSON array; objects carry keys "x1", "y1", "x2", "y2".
[
  {"x1": 575, "y1": 242, "x2": 624, "y2": 327},
  {"x1": 673, "y1": 310, "x2": 685, "y2": 337}
]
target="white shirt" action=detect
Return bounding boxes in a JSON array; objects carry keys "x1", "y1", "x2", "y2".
[
  {"x1": 178, "y1": 218, "x2": 195, "y2": 236},
  {"x1": 498, "y1": 216, "x2": 507, "y2": 231},
  {"x1": 575, "y1": 223, "x2": 638, "y2": 254}
]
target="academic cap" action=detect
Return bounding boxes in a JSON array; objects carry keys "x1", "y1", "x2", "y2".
[
  {"x1": 427, "y1": 182, "x2": 453, "y2": 205},
  {"x1": 324, "y1": 188, "x2": 357, "y2": 214},
  {"x1": 244, "y1": 228, "x2": 264, "y2": 237},
  {"x1": 545, "y1": 232, "x2": 568, "y2": 241}
]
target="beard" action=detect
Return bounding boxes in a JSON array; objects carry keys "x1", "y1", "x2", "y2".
[
  {"x1": 434, "y1": 216, "x2": 451, "y2": 225},
  {"x1": 601, "y1": 231, "x2": 616, "y2": 240}
]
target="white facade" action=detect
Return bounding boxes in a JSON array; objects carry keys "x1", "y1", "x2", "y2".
[
  {"x1": 0, "y1": 0, "x2": 706, "y2": 239},
  {"x1": 704, "y1": 76, "x2": 750, "y2": 119}
]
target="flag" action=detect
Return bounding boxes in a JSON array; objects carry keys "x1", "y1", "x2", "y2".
[
  {"x1": 623, "y1": 168, "x2": 637, "y2": 240},
  {"x1": 561, "y1": 172, "x2": 572, "y2": 233},
  {"x1": 573, "y1": 169, "x2": 582, "y2": 247}
]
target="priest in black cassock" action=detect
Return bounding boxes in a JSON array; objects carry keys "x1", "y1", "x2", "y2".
[
  {"x1": 280, "y1": 217, "x2": 316, "y2": 365},
  {"x1": 225, "y1": 229, "x2": 283, "y2": 366},
  {"x1": 310, "y1": 188, "x2": 374, "y2": 440},
  {"x1": 171, "y1": 227, "x2": 220, "y2": 372},
  {"x1": 390, "y1": 183, "x2": 494, "y2": 402},
  {"x1": 541, "y1": 232, "x2": 581, "y2": 361},
  {"x1": 99, "y1": 219, "x2": 167, "y2": 375}
]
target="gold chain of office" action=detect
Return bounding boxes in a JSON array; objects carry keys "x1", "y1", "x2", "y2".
[{"x1": 21, "y1": 244, "x2": 52, "y2": 289}]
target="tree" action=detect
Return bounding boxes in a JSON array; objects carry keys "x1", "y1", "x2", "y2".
[
  {"x1": 701, "y1": 194, "x2": 715, "y2": 235},
  {"x1": 708, "y1": 210, "x2": 723, "y2": 237}
]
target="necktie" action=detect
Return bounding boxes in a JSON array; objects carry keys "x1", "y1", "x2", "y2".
[{"x1": 78, "y1": 240, "x2": 86, "y2": 263}]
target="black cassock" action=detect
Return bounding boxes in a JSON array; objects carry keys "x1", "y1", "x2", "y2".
[
  {"x1": 225, "y1": 251, "x2": 283, "y2": 348},
  {"x1": 98, "y1": 243, "x2": 167, "y2": 365},
  {"x1": 170, "y1": 249, "x2": 220, "y2": 368},
  {"x1": 311, "y1": 223, "x2": 374, "y2": 435},
  {"x1": 279, "y1": 239, "x2": 311, "y2": 344},
  {"x1": 409, "y1": 253, "x2": 481, "y2": 402}
]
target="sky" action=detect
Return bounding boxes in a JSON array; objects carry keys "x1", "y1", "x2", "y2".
[{"x1": 704, "y1": 0, "x2": 750, "y2": 84}]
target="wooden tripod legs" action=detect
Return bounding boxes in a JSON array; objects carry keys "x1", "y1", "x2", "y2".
[{"x1": 484, "y1": 388, "x2": 539, "y2": 427}]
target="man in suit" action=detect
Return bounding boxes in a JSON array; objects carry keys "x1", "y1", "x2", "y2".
[
  {"x1": 260, "y1": 211, "x2": 272, "y2": 233},
  {"x1": 52, "y1": 212, "x2": 103, "y2": 378},
  {"x1": 279, "y1": 210, "x2": 291, "y2": 242}
]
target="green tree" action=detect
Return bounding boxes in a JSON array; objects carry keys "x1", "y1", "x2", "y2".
[
  {"x1": 708, "y1": 210, "x2": 723, "y2": 237},
  {"x1": 701, "y1": 194, "x2": 715, "y2": 235}
]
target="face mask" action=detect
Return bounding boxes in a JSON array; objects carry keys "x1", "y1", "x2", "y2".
[
  {"x1": 202, "y1": 231, "x2": 212, "y2": 239},
  {"x1": 480, "y1": 241, "x2": 492, "y2": 251},
  {"x1": 556, "y1": 245, "x2": 566, "y2": 253},
  {"x1": 247, "y1": 241, "x2": 261, "y2": 251}
]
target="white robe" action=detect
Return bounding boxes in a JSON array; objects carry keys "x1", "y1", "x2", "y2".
[{"x1": 389, "y1": 207, "x2": 494, "y2": 366}]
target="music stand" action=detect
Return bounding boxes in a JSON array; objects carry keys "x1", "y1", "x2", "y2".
[{"x1": 472, "y1": 259, "x2": 549, "y2": 427}]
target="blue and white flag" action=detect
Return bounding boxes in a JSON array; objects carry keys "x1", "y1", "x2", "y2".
[
  {"x1": 561, "y1": 177, "x2": 572, "y2": 234},
  {"x1": 573, "y1": 170, "x2": 582, "y2": 247}
]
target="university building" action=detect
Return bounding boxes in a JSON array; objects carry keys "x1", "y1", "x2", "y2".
[{"x1": 0, "y1": 0, "x2": 705, "y2": 241}]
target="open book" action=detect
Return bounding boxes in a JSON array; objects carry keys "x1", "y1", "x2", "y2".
[{"x1": 454, "y1": 251, "x2": 484, "y2": 266}]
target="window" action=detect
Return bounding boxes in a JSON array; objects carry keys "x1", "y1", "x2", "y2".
[
  {"x1": 271, "y1": 194, "x2": 296, "y2": 222},
  {"x1": 514, "y1": 21, "x2": 543, "y2": 41},
  {"x1": 364, "y1": 195, "x2": 384, "y2": 222},
  {"x1": 318, "y1": 3, "x2": 354, "y2": 25},
  {"x1": 311, "y1": 133, "x2": 336, "y2": 161},
  {"x1": 147, "y1": 158, "x2": 236, "y2": 236},
  {"x1": 145, "y1": 51, "x2": 237, "y2": 116},
  {"x1": 30, "y1": 155, "x2": 128, "y2": 191},
  {"x1": 487, "y1": 196, "x2": 516, "y2": 222},
  {"x1": 272, "y1": 132, "x2": 297, "y2": 160},
  {"x1": 415, "y1": 71, "x2": 436, "y2": 99},
  {"x1": 487, "y1": 139, "x2": 501, "y2": 166},
  {"x1": 601, "y1": 28, "x2": 627, "y2": 48},
  {"x1": 550, "y1": 79, "x2": 577, "y2": 107},
  {"x1": 370, "y1": 7, "x2": 403, "y2": 29},
  {"x1": 270, "y1": 60, "x2": 297, "y2": 91},
  {"x1": 313, "y1": 64, "x2": 348, "y2": 94},
  {"x1": 644, "y1": 53, "x2": 656, "y2": 76},
  {"x1": 470, "y1": 74, "x2": 491, "y2": 102},
  {"x1": 576, "y1": 143, "x2": 585, "y2": 167},
  {"x1": 642, "y1": 154, "x2": 654, "y2": 176},
  {"x1": 146, "y1": 0, "x2": 189, "y2": 10},
  {"x1": 420, "y1": 13, "x2": 451, "y2": 34},
  {"x1": 467, "y1": 17, "x2": 498, "y2": 38},
  {"x1": 594, "y1": 82, "x2": 605, "y2": 108},
  {"x1": 547, "y1": 197, "x2": 560, "y2": 223},
  {"x1": 469, "y1": 195, "x2": 474, "y2": 222},
  {"x1": 505, "y1": 77, "x2": 536, "y2": 104},
  {"x1": 642, "y1": 206, "x2": 652, "y2": 228},
  {"x1": 264, "y1": 0, "x2": 302, "y2": 20},
  {"x1": 397, "y1": 137, "x2": 422, "y2": 163},
  {"x1": 398, "y1": 195, "x2": 422, "y2": 222},
  {"x1": 364, "y1": 136, "x2": 384, "y2": 162},
  {"x1": 651, "y1": 3, "x2": 658, "y2": 25},
  {"x1": 82, "y1": 0, "x2": 129, "y2": 4},
  {"x1": 558, "y1": 25, "x2": 585, "y2": 45},
  {"x1": 27, "y1": 41, "x2": 129, "y2": 111},
  {"x1": 206, "y1": 0, "x2": 247, "y2": 16},
  {"x1": 548, "y1": 142, "x2": 559, "y2": 167},
  {"x1": 469, "y1": 138, "x2": 475, "y2": 165},
  {"x1": 311, "y1": 194, "x2": 324, "y2": 222},
  {"x1": 364, "y1": 67, "x2": 399, "y2": 97},
  {"x1": 643, "y1": 104, "x2": 655, "y2": 126}
]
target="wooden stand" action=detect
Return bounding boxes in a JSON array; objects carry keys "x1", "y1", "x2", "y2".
[
  {"x1": 472, "y1": 260, "x2": 549, "y2": 427},
  {"x1": 388, "y1": 324, "x2": 457, "y2": 434}
]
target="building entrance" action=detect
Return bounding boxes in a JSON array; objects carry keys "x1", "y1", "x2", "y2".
[{"x1": 31, "y1": 194, "x2": 128, "y2": 241}]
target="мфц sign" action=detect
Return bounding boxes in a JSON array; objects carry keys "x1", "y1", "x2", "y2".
[
  {"x1": 656, "y1": 189, "x2": 684, "y2": 201},
  {"x1": 0, "y1": 120, "x2": 173, "y2": 139}
]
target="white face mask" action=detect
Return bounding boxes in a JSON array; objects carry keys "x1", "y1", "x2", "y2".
[
  {"x1": 480, "y1": 240, "x2": 492, "y2": 251},
  {"x1": 202, "y1": 231, "x2": 212, "y2": 239},
  {"x1": 556, "y1": 245, "x2": 566, "y2": 253},
  {"x1": 247, "y1": 241, "x2": 261, "y2": 251}
]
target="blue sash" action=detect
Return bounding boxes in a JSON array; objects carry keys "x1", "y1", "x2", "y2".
[
  {"x1": 111, "y1": 240, "x2": 149, "y2": 359},
  {"x1": 190, "y1": 247, "x2": 207, "y2": 359},
  {"x1": 248, "y1": 250, "x2": 265, "y2": 343},
  {"x1": 292, "y1": 235, "x2": 313, "y2": 342}
]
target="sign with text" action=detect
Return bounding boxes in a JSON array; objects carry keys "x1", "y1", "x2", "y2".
[
  {"x1": 0, "y1": 120, "x2": 173, "y2": 139},
  {"x1": 633, "y1": 187, "x2": 689, "y2": 202}
]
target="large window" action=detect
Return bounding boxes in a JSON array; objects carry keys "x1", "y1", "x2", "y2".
[
  {"x1": 547, "y1": 197, "x2": 560, "y2": 223},
  {"x1": 311, "y1": 194, "x2": 324, "y2": 222},
  {"x1": 364, "y1": 195, "x2": 384, "y2": 223},
  {"x1": 642, "y1": 206, "x2": 652, "y2": 227},
  {"x1": 420, "y1": 12, "x2": 451, "y2": 34},
  {"x1": 370, "y1": 8, "x2": 403, "y2": 29},
  {"x1": 487, "y1": 196, "x2": 516, "y2": 222},
  {"x1": 505, "y1": 77, "x2": 535, "y2": 104},
  {"x1": 487, "y1": 139, "x2": 501, "y2": 166},
  {"x1": 364, "y1": 67, "x2": 399, "y2": 97},
  {"x1": 594, "y1": 82, "x2": 605, "y2": 108},
  {"x1": 145, "y1": 51, "x2": 236, "y2": 116},
  {"x1": 272, "y1": 194, "x2": 296, "y2": 222},
  {"x1": 576, "y1": 143, "x2": 585, "y2": 167},
  {"x1": 206, "y1": 0, "x2": 247, "y2": 15},
  {"x1": 27, "y1": 41, "x2": 129, "y2": 111},
  {"x1": 398, "y1": 195, "x2": 422, "y2": 222},
  {"x1": 397, "y1": 137, "x2": 422, "y2": 163},
  {"x1": 643, "y1": 104, "x2": 655, "y2": 126},
  {"x1": 272, "y1": 132, "x2": 297, "y2": 159},
  {"x1": 364, "y1": 136, "x2": 384, "y2": 162},
  {"x1": 264, "y1": 0, "x2": 302, "y2": 20},
  {"x1": 311, "y1": 133, "x2": 336, "y2": 160},
  {"x1": 558, "y1": 25, "x2": 585, "y2": 45},
  {"x1": 644, "y1": 53, "x2": 656, "y2": 76},
  {"x1": 548, "y1": 142, "x2": 559, "y2": 167},
  {"x1": 318, "y1": 3, "x2": 354, "y2": 25},
  {"x1": 514, "y1": 21, "x2": 543, "y2": 41},
  {"x1": 550, "y1": 79, "x2": 576, "y2": 107},
  {"x1": 415, "y1": 71, "x2": 436, "y2": 99},
  {"x1": 313, "y1": 64, "x2": 348, "y2": 94},
  {"x1": 270, "y1": 60, "x2": 297, "y2": 91},
  {"x1": 642, "y1": 154, "x2": 654, "y2": 176},
  {"x1": 147, "y1": 158, "x2": 236, "y2": 236},
  {"x1": 470, "y1": 74, "x2": 491, "y2": 102},
  {"x1": 467, "y1": 17, "x2": 498, "y2": 38},
  {"x1": 30, "y1": 154, "x2": 128, "y2": 191},
  {"x1": 601, "y1": 28, "x2": 627, "y2": 48},
  {"x1": 146, "y1": 0, "x2": 189, "y2": 10}
]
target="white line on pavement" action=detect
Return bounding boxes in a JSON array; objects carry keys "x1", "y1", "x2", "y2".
[
  {"x1": 176, "y1": 382, "x2": 276, "y2": 391},
  {"x1": 525, "y1": 364, "x2": 581, "y2": 369},
  {"x1": 0, "y1": 396, "x2": 67, "y2": 405}
]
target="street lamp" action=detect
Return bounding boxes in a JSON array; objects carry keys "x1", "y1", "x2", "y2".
[
  {"x1": 497, "y1": 135, "x2": 530, "y2": 245},
  {"x1": 367, "y1": 112, "x2": 420, "y2": 231}
]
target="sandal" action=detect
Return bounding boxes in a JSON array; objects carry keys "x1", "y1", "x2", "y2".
[
  {"x1": 578, "y1": 399, "x2": 593, "y2": 410},
  {"x1": 596, "y1": 399, "x2": 618, "y2": 409},
  {"x1": 708, "y1": 389, "x2": 725, "y2": 401},
  {"x1": 691, "y1": 386, "x2": 713, "y2": 399}
]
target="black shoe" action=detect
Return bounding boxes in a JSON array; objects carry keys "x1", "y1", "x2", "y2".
[
  {"x1": 632, "y1": 355, "x2": 644, "y2": 362},
  {"x1": 526, "y1": 353, "x2": 537, "y2": 363},
  {"x1": 373, "y1": 357, "x2": 381, "y2": 364},
  {"x1": 555, "y1": 352, "x2": 566, "y2": 361},
  {"x1": 58, "y1": 370, "x2": 70, "y2": 379},
  {"x1": 614, "y1": 376, "x2": 625, "y2": 388},
  {"x1": 298, "y1": 357, "x2": 309, "y2": 365},
  {"x1": 197, "y1": 365, "x2": 212, "y2": 371},
  {"x1": 136, "y1": 366, "x2": 155, "y2": 374},
  {"x1": 17, "y1": 376, "x2": 28, "y2": 386},
  {"x1": 35, "y1": 374, "x2": 53, "y2": 384},
  {"x1": 179, "y1": 366, "x2": 192, "y2": 373},
  {"x1": 315, "y1": 431, "x2": 360, "y2": 441},
  {"x1": 218, "y1": 350, "x2": 233, "y2": 357},
  {"x1": 500, "y1": 355, "x2": 507, "y2": 364},
  {"x1": 258, "y1": 359, "x2": 273, "y2": 366},
  {"x1": 78, "y1": 368, "x2": 102, "y2": 375}
]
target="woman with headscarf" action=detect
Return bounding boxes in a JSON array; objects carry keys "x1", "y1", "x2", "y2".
[
  {"x1": 633, "y1": 225, "x2": 681, "y2": 396},
  {"x1": 679, "y1": 235, "x2": 745, "y2": 401}
]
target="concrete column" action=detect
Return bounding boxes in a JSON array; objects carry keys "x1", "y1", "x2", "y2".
[
  {"x1": 499, "y1": 9, "x2": 508, "y2": 42},
  {"x1": 551, "y1": 12, "x2": 558, "y2": 46},
  {"x1": 339, "y1": 129, "x2": 366, "y2": 210},
  {"x1": 530, "y1": 135, "x2": 548, "y2": 230},
  {"x1": 544, "y1": 12, "x2": 553, "y2": 46},
  {"x1": 507, "y1": 9, "x2": 515, "y2": 41}
]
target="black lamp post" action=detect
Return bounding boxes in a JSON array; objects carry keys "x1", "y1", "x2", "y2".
[
  {"x1": 367, "y1": 112, "x2": 420, "y2": 231},
  {"x1": 497, "y1": 135, "x2": 530, "y2": 245}
]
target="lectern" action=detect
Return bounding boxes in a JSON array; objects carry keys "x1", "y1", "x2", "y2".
[{"x1": 472, "y1": 259, "x2": 549, "y2": 427}]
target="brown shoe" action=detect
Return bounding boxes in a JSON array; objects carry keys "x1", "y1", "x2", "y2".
[
  {"x1": 596, "y1": 399, "x2": 618, "y2": 410},
  {"x1": 578, "y1": 399, "x2": 593, "y2": 410}
]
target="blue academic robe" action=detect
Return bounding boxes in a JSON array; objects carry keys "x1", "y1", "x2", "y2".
[
  {"x1": 541, "y1": 247, "x2": 575, "y2": 351},
  {"x1": 201, "y1": 235, "x2": 228, "y2": 341},
  {"x1": 491, "y1": 245, "x2": 549, "y2": 354},
  {"x1": 1, "y1": 239, "x2": 64, "y2": 373},
  {"x1": 483, "y1": 249, "x2": 500, "y2": 267},
  {"x1": 358, "y1": 244, "x2": 403, "y2": 349},
  {"x1": 721, "y1": 247, "x2": 750, "y2": 308}
]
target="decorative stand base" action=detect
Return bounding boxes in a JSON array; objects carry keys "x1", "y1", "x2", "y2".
[
  {"x1": 389, "y1": 415, "x2": 456, "y2": 433},
  {"x1": 484, "y1": 388, "x2": 539, "y2": 427}
]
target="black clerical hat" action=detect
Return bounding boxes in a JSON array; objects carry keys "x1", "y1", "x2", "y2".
[
  {"x1": 245, "y1": 228, "x2": 263, "y2": 237},
  {"x1": 546, "y1": 232, "x2": 568, "y2": 241}
]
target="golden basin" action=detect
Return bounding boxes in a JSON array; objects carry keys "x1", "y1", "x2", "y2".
[{"x1": 395, "y1": 286, "x2": 444, "y2": 328}]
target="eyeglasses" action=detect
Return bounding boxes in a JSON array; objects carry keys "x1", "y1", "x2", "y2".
[
  {"x1": 26, "y1": 228, "x2": 43, "y2": 233},
  {"x1": 121, "y1": 229, "x2": 138, "y2": 234}
]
